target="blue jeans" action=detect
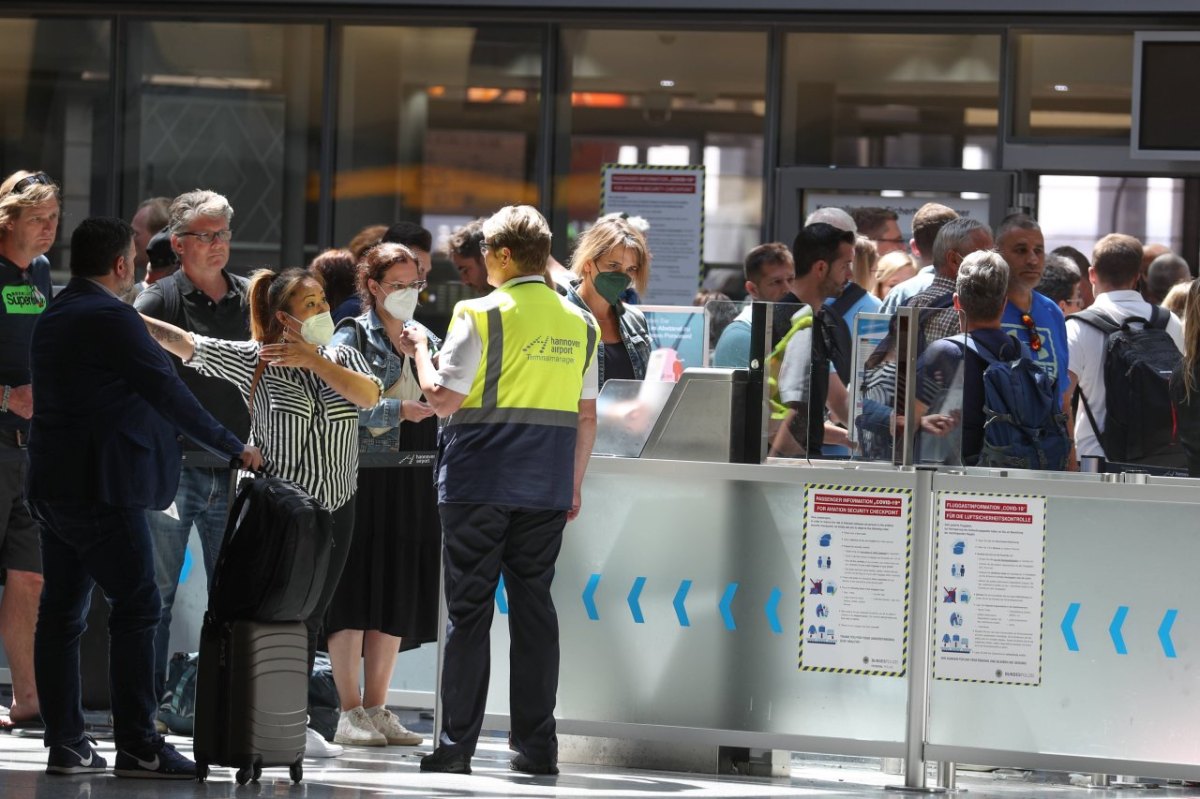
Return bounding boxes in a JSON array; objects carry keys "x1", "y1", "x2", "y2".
[
  {"x1": 30, "y1": 500, "x2": 160, "y2": 750},
  {"x1": 146, "y1": 466, "x2": 230, "y2": 700}
]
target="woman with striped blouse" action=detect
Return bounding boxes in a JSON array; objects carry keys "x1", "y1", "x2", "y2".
[{"x1": 141, "y1": 266, "x2": 382, "y2": 759}]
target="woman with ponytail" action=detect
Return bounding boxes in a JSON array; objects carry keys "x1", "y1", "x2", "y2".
[
  {"x1": 141, "y1": 266, "x2": 382, "y2": 758},
  {"x1": 1170, "y1": 278, "x2": 1200, "y2": 477}
]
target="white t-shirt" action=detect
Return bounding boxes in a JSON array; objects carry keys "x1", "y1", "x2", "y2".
[
  {"x1": 435, "y1": 277, "x2": 599, "y2": 401},
  {"x1": 1066, "y1": 290, "x2": 1184, "y2": 458}
]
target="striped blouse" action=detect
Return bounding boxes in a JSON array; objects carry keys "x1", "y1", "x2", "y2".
[{"x1": 187, "y1": 335, "x2": 382, "y2": 510}]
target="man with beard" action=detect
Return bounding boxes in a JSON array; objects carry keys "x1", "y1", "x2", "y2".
[
  {"x1": 771, "y1": 223, "x2": 855, "y2": 456},
  {"x1": 27, "y1": 216, "x2": 260, "y2": 777}
]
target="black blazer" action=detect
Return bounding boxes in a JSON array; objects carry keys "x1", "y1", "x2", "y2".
[{"x1": 27, "y1": 277, "x2": 244, "y2": 510}]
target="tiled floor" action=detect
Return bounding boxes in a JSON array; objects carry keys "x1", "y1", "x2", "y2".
[{"x1": 1, "y1": 714, "x2": 1196, "y2": 799}]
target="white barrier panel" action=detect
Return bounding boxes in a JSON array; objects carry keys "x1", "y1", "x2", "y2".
[
  {"x1": 480, "y1": 458, "x2": 924, "y2": 759},
  {"x1": 925, "y1": 470, "x2": 1200, "y2": 780}
]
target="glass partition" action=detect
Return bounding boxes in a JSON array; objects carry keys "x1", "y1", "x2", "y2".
[
  {"x1": 336, "y1": 24, "x2": 544, "y2": 335},
  {"x1": 593, "y1": 378, "x2": 674, "y2": 458},
  {"x1": 0, "y1": 17, "x2": 112, "y2": 280},
  {"x1": 556, "y1": 28, "x2": 767, "y2": 270},
  {"x1": 849, "y1": 312, "x2": 897, "y2": 463},
  {"x1": 781, "y1": 32, "x2": 1001, "y2": 169},
  {"x1": 124, "y1": 21, "x2": 324, "y2": 271},
  {"x1": 1011, "y1": 32, "x2": 1132, "y2": 140}
]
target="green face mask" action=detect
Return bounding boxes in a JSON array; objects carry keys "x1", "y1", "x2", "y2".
[{"x1": 593, "y1": 271, "x2": 632, "y2": 308}]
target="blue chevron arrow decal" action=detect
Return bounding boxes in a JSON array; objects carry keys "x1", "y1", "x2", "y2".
[
  {"x1": 495, "y1": 574, "x2": 508, "y2": 615},
  {"x1": 628, "y1": 576, "x2": 647, "y2": 624},
  {"x1": 1061, "y1": 602, "x2": 1080, "y2": 652},
  {"x1": 719, "y1": 583, "x2": 738, "y2": 631},
  {"x1": 582, "y1": 573, "x2": 601, "y2": 621},
  {"x1": 765, "y1": 587, "x2": 783, "y2": 635},
  {"x1": 1110, "y1": 605, "x2": 1129, "y2": 655},
  {"x1": 1159, "y1": 609, "x2": 1178, "y2": 658},
  {"x1": 673, "y1": 580, "x2": 692, "y2": 627}
]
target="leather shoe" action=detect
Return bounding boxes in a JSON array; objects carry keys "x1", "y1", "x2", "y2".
[
  {"x1": 420, "y1": 748, "x2": 471, "y2": 774},
  {"x1": 510, "y1": 753, "x2": 559, "y2": 775}
]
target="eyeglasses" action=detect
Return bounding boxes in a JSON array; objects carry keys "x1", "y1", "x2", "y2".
[
  {"x1": 479, "y1": 240, "x2": 501, "y2": 256},
  {"x1": 1020, "y1": 312, "x2": 1042, "y2": 352},
  {"x1": 872, "y1": 237, "x2": 906, "y2": 246},
  {"x1": 11, "y1": 172, "x2": 53, "y2": 195},
  {"x1": 177, "y1": 229, "x2": 232, "y2": 245},
  {"x1": 378, "y1": 279, "x2": 427, "y2": 292}
]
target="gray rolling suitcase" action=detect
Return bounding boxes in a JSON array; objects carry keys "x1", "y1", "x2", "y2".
[{"x1": 192, "y1": 618, "x2": 307, "y2": 784}]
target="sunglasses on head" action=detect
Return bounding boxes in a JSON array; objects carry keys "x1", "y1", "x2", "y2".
[{"x1": 11, "y1": 172, "x2": 53, "y2": 196}]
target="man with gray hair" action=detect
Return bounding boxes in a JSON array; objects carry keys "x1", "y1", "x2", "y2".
[
  {"x1": 132, "y1": 190, "x2": 255, "y2": 715},
  {"x1": 805, "y1": 206, "x2": 857, "y2": 234},
  {"x1": 906, "y1": 217, "x2": 994, "y2": 350},
  {"x1": 880, "y1": 202, "x2": 960, "y2": 312},
  {"x1": 1145, "y1": 252, "x2": 1191, "y2": 306},
  {"x1": 915, "y1": 250, "x2": 1022, "y2": 465}
]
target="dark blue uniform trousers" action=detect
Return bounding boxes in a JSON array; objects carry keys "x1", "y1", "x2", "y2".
[{"x1": 436, "y1": 502, "x2": 566, "y2": 764}]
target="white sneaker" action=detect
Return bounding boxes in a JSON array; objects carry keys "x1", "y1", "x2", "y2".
[
  {"x1": 366, "y1": 705, "x2": 423, "y2": 746},
  {"x1": 334, "y1": 706, "x2": 387, "y2": 746},
  {"x1": 305, "y1": 726, "x2": 344, "y2": 758}
]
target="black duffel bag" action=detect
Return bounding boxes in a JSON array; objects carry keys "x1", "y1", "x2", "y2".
[{"x1": 208, "y1": 475, "x2": 333, "y2": 623}]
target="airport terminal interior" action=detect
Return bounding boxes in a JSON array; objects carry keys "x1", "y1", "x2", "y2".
[{"x1": 5, "y1": 1, "x2": 1200, "y2": 797}]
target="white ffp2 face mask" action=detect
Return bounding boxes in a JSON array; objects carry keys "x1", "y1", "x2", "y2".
[
  {"x1": 383, "y1": 287, "x2": 419, "y2": 321},
  {"x1": 292, "y1": 311, "x2": 335, "y2": 346}
]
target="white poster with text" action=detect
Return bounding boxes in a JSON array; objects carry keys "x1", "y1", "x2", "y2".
[
  {"x1": 601, "y1": 164, "x2": 704, "y2": 306},
  {"x1": 799, "y1": 486, "x2": 911, "y2": 676},
  {"x1": 933, "y1": 493, "x2": 1046, "y2": 686}
]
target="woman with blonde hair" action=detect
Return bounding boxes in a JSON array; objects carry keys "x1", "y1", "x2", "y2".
[
  {"x1": 142, "y1": 267, "x2": 382, "y2": 758},
  {"x1": 563, "y1": 215, "x2": 655, "y2": 385},
  {"x1": 1170, "y1": 278, "x2": 1200, "y2": 476},
  {"x1": 872, "y1": 250, "x2": 919, "y2": 301}
]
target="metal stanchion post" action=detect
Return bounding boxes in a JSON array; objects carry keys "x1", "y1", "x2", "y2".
[
  {"x1": 432, "y1": 532, "x2": 447, "y2": 749},
  {"x1": 937, "y1": 762, "x2": 958, "y2": 792},
  {"x1": 887, "y1": 463, "x2": 945, "y2": 793}
]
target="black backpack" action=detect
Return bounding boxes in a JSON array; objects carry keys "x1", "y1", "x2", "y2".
[{"x1": 1071, "y1": 305, "x2": 1185, "y2": 467}]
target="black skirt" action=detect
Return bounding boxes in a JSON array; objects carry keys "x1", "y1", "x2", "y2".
[{"x1": 324, "y1": 416, "x2": 441, "y2": 644}]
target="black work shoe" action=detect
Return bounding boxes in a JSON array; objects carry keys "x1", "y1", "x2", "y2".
[
  {"x1": 46, "y1": 736, "x2": 107, "y2": 775},
  {"x1": 420, "y1": 747, "x2": 472, "y2": 774},
  {"x1": 510, "y1": 753, "x2": 559, "y2": 775},
  {"x1": 114, "y1": 739, "x2": 196, "y2": 779}
]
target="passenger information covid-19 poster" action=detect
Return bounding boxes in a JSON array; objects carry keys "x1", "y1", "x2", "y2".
[
  {"x1": 933, "y1": 492, "x2": 1046, "y2": 686},
  {"x1": 601, "y1": 164, "x2": 704, "y2": 306},
  {"x1": 799, "y1": 485, "x2": 911, "y2": 677}
]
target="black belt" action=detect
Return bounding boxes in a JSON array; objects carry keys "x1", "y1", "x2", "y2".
[{"x1": 0, "y1": 429, "x2": 26, "y2": 448}]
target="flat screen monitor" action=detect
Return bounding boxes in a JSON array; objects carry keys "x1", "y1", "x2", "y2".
[{"x1": 1132, "y1": 32, "x2": 1200, "y2": 159}]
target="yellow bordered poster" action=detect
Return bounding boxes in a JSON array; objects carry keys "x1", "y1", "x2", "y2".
[
  {"x1": 799, "y1": 484, "x2": 912, "y2": 677},
  {"x1": 600, "y1": 163, "x2": 704, "y2": 306},
  {"x1": 932, "y1": 492, "x2": 1047, "y2": 686}
]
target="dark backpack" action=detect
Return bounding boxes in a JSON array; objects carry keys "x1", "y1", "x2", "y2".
[
  {"x1": 955, "y1": 334, "x2": 1070, "y2": 471},
  {"x1": 158, "y1": 651, "x2": 200, "y2": 735},
  {"x1": 1071, "y1": 306, "x2": 1185, "y2": 467},
  {"x1": 208, "y1": 476, "x2": 334, "y2": 623}
]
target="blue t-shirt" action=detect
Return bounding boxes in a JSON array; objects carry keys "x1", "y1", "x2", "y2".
[{"x1": 1000, "y1": 292, "x2": 1069, "y2": 400}]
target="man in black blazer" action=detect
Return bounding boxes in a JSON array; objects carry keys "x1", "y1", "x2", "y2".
[{"x1": 26, "y1": 216, "x2": 261, "y2": 778}]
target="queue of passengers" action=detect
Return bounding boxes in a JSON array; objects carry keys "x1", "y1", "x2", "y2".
[
  {"x1": 3, "y1": 166, "x2": 1200, "y2": 781},
  {"x1": 0, "y1": 169, "x2": 653, "y2": 778}
]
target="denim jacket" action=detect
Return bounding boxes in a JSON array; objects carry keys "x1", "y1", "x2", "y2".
[
  {"x1": 562, "y1": 280, "x2": 652, "y2": 386},
  {"x1": 330, "y1": 310, "x2": 441, "y2": 453}
]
